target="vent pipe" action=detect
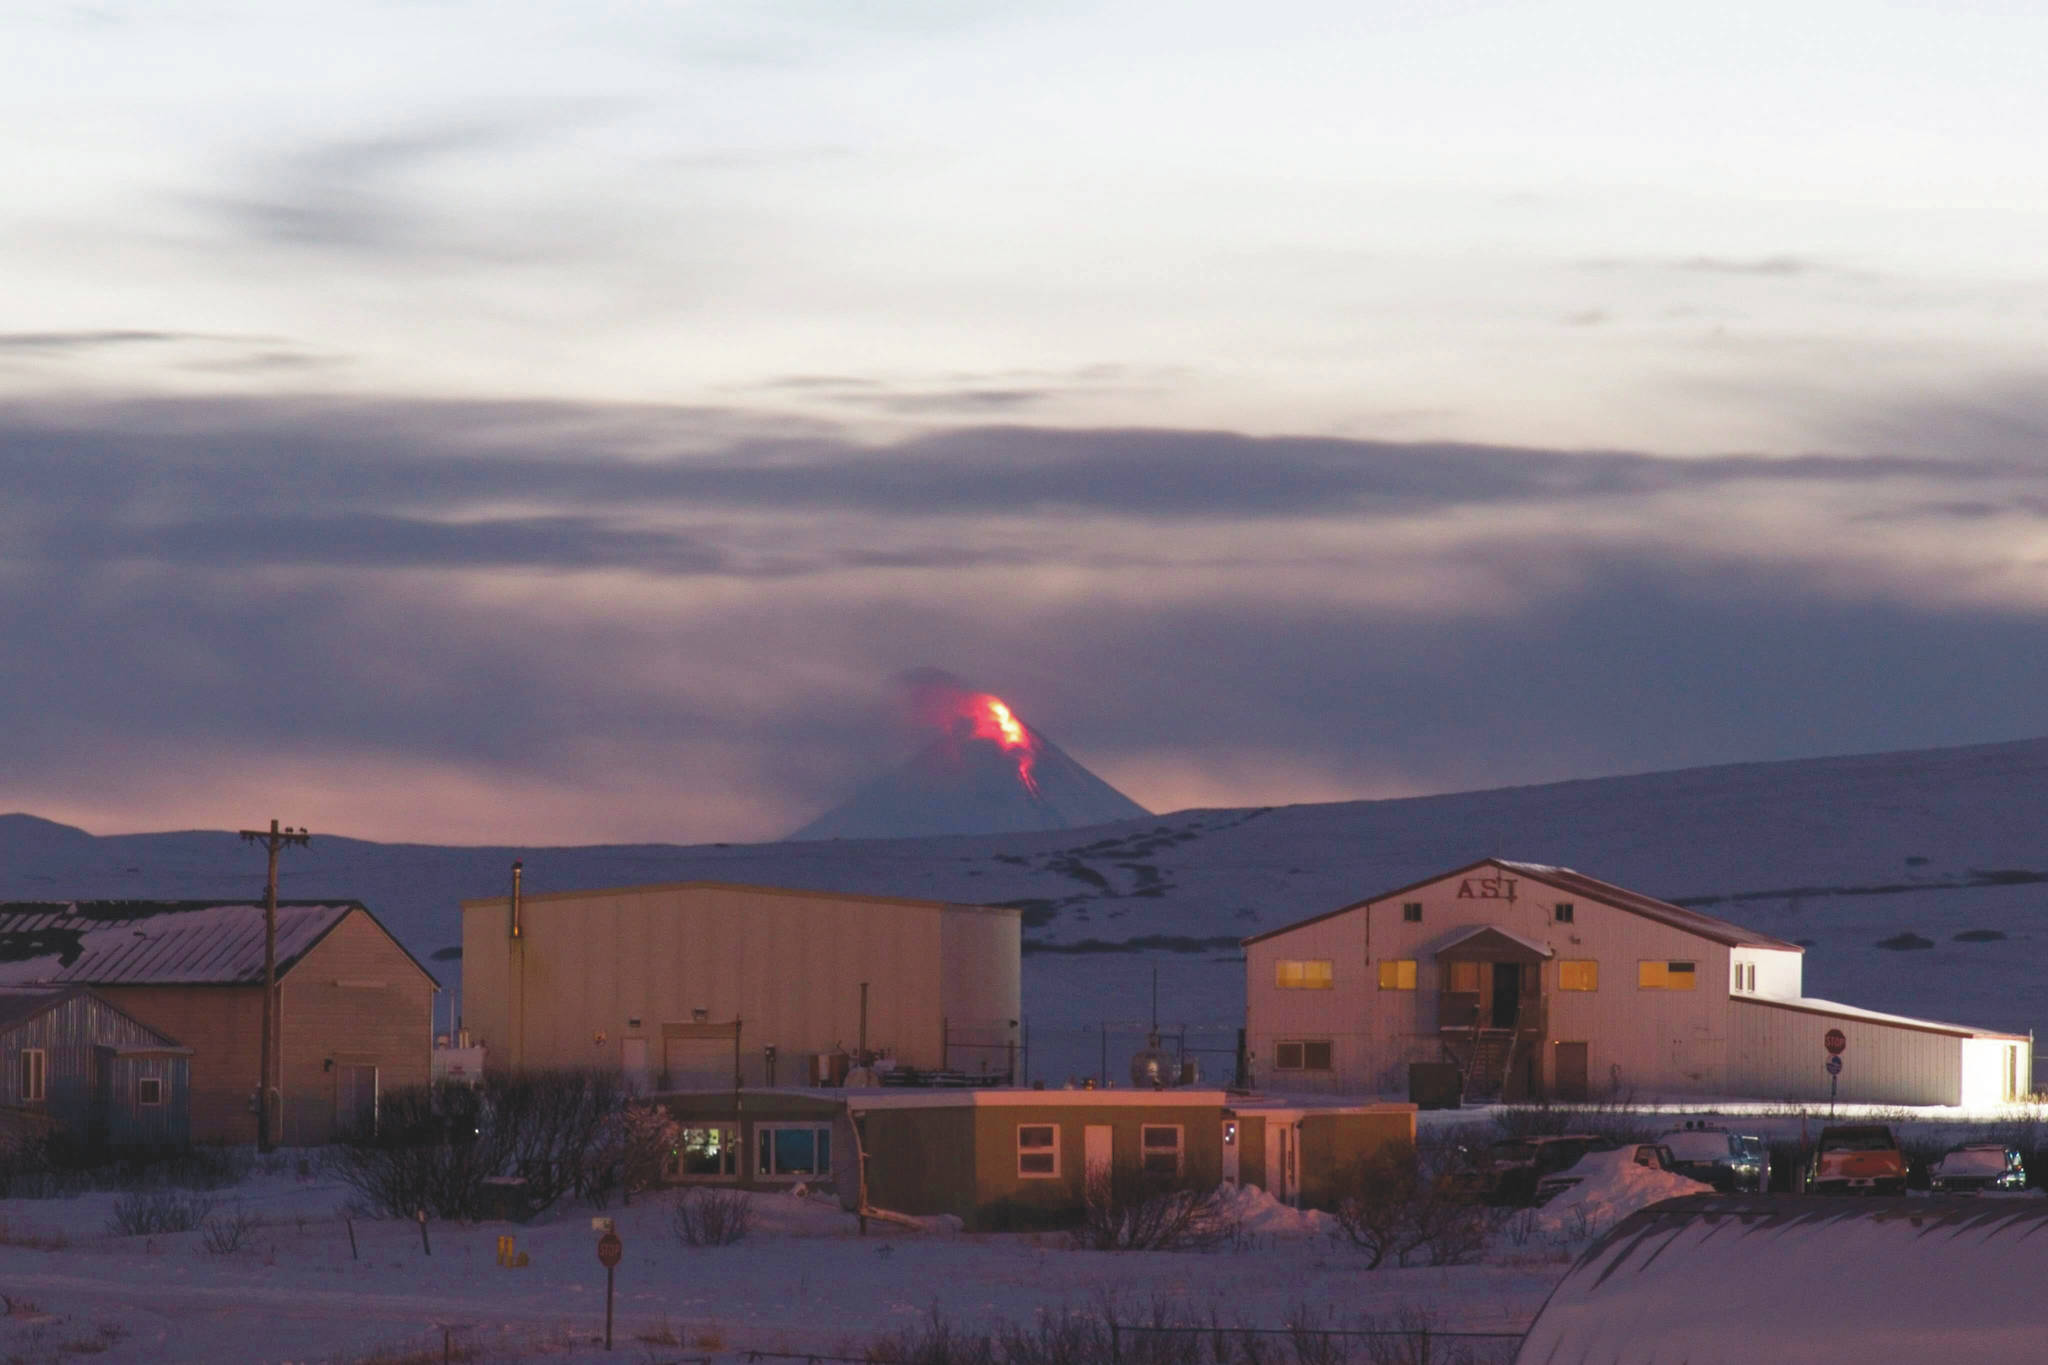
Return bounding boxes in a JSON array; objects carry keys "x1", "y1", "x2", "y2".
[{"x1": 510, "y1": 860, "x2": 524, "y2": 939}]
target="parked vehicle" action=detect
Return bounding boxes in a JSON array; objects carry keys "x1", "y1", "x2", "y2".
[
  {"x1": 1467, "y1": 1134, "x2": 1619, "y2": 1206},
  {"x1": 1928, "y1": 1143, "x2": 2028, "y2": 1193},
  {"x1": 1657, "y1": 1123, "x2": 1770, "y2": 1193},
  {"x1": 1533, "y1": 1142, "x2": 1680, "y2": 1206},
  {"x1": 1806, "y1": 1124, "x2": 1907, "y2": 1195}
]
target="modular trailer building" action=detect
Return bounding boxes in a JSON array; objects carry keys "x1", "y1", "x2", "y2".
[{"x1": 1244, "y1": 858, "x2": 2030, "y2": 1107}]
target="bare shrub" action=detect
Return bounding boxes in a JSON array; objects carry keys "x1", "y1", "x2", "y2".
[
  {"x1": 671, "y1": 1187, "x2": 753, "y2": 1246},
  {"x1": 1331, "y1": 1140, "x2": 1489, "y2": 1269},
  {"x1": 107, "y1": 1190, "x2": 216, "y2": 1236},
  {"x1": 1071, "y1": 1166, "x2": 1238, "y2": 1252},
  {"x1": 202, "y1": 1207, "x2": 264, "y2": 1255}
]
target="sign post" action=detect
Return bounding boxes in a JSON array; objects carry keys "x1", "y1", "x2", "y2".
[
  {"x1": 596, "y1": 1229, "x2": 622, "y2": 1350},
  {"x1": 1824, "y1": 1030, "x2": 1847, "y2": 1116}
]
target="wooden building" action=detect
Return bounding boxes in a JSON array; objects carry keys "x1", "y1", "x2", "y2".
[
  {"x1": 0, "y1": 986, "x2": 190, "y2": 1148},
  {"x1": 657, "y1": 1087, "x2": 1415, "y2": 1229},
  {"x1": 459, "y1": 879, "x2": 1022, "y2": 1086},
  {"x1": 1244, "y1": 859, "x2": 2031, "y2": 1107},
  {"x1": 0, "y1": 901, "x2": 437, "y2": 1145}
]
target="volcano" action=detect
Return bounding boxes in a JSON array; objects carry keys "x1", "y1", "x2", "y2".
[{"x1": 788, "y1": 689, "x2": 1151, "y2": 841}]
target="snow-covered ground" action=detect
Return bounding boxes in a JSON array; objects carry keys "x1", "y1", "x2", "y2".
[{"x1": 0, "y1": 1174, "x2": 1560, "y2": 1364}]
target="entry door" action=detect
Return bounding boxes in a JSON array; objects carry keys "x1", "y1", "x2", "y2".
[
  {"x1": 1084, "y1": 1124, "x2": 1113, "y2": 1200},
  {"x1": 1221, "y1": 1120, "x2": 1240, "y2": 1184},
  {"x1": 1554, "y1": 1043, "x2": 1588, "y2": 1102},
  {"x1": 337, "y1": 1065, "x2": 378, "y2": 1139},
  {"x1": 621, "y1": 1038, "x2": 650, "y2": 1094},
  {"x1": 1491, "y1": 963, "x2": 1523, "y2": 1028},
  {"x1": 1266, "y1": 1124, "x2": 1295, "y2": 1206}
]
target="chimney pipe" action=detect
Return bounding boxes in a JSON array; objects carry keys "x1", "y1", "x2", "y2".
[
  {"x1": 510, "y1": 860, "x2": 523, "y2": 939},
  {"x1": 858, "y1": 981, "x2": 869, "y2": 1063}
]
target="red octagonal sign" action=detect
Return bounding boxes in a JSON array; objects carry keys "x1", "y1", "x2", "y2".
[
  {"x1": 1824, "y1": 1028, "x2": 1847, "y2": 1056},
  {"x1": 597, "y1": 1231, "x2": 622, "y2": 1268}
]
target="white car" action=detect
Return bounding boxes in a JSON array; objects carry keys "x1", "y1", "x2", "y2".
[{"x1": 1533, "y1": 1142, "x2": 1679, "y2": 1206}]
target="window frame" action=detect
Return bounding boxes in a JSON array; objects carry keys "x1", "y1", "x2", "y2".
[
  {"x1": 1446, "y1": 960, "x2": 1481, "y2": 993},
  {"x1": 671, "y1": 1124, "x2": 740, "y2": 1181},
  {"x1": 1140, "y1": 1124, "x2": 1184, "y2": 1177},
  {"x1": 136, "y1": 1075, "x2": 164, "y2": 1107},
  {"x1": 1559, "y1": 960, "x2": 1599, "y2": 992},
  {"x1": 1016, "y1": 1123, "x2": 1061, "y2": 1179},
  {"x1": 1402, "y1": 902, "x2": 1423, "y2": 923},
  {"x1": 754, "y1": 1122, "x2": 833, "y2": 1180},
  {"x1": 19, "y1": 1048, "x2": 45, "y2": 1103},
  {"x1": 1275, "y1": 1039, "x2": 1334, "y2": 1072},
  {"x1": 1554, "y1": 903, "x2": 1575, "y2": 924},
  {"x1": 1377, "y1": 959, "x2": 1418, "y2": 990},
  {"x1": 1275, "y1": 958, "x2": 1335, "y2": 990},
  {"x1": 1638, "y1": 960, "x2": 1699, "y2": 991}
]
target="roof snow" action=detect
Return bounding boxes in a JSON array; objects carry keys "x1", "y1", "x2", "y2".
[{"x1": 0, "y1": 901, "x2": 362, "y2": 987}]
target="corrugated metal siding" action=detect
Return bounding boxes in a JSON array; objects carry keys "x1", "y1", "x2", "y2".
[
  {"x1": 0, "y1": 902, "x2": 355, "y2": 985},
  {"x1": 1727, "y1": 997, "x2": 1961, "y2": 1105},
  {"x1": 0, "y1": 990, "x2": 190, "y2": 1145}
]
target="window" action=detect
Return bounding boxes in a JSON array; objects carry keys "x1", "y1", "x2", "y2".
[
  {"x1": 1275, "y1": 959, "x2": 1334, "y2": 990},
  {"x1": 1446, "y1": 961, "x2": 1481, "y2": 993},
  {"x1": 1746, "y1": 964, "x2": 1757, "y2": 992},
  {"x1": 137, "y1": 1076, "x2": 164, "y2": 1107},
  {"x1": 756, "y1": 1124, "x2": 832, "y2": 1178},
  {"x1": 1559, "y1": 960, "x2": 1599, "y2": 991},
  {"x1": 1276, "y1": 1040, "x2": 1333, "y2": 1071},
  {"x1": 1017, "y1": 1124, "x2": 1060, "y2": 1178},
  {"x1": 19, "y1": 1049, "x2": 45, "y2": 1103},
  {"x1": 1554, "y1": 903, "x2": 1575, "y2": 924},
  {"x1": 671, "y1": 1126, "x2": 739, "y2": 1179},
  {"x1": 1402, "y1": 902, "x2": 1423, "y2": 923},
  {"x1": 1377, "y1": 959, "x2": 1418, "y2": 990},
  {"x1": 1638, "y1": 961, "x2": 1698, "y2": 990},
  {"x1": 1140, "y1": 1125, "x2": 1184, "y2": 1176}
]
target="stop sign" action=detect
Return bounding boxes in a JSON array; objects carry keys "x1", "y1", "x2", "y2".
[
  {"x1": 1825, "y1": 1028, "x2": 1847, "y2": 1056},
  {"x1": 597, "y1": 1231, "x2": 622, "y2": 1268}
]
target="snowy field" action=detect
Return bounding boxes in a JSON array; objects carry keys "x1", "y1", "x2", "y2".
[{"x1": 0, "y1": 1172, "x2": 1562, "y2": 1364}]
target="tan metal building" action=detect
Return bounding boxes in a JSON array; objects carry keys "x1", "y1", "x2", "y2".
[
  {"x1": 1244, "y1": 859, "x2": 2030, "y2": 1107},
  {"x1": 458, "y1": 879, "x2": 1022, "y2": 1087}
]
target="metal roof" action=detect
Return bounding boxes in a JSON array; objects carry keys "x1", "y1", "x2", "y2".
[{"x1": 0, "y1": 901, "x2": 367, "y2": 987}]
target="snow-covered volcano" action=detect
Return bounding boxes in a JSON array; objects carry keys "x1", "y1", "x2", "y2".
[{"x1": 788, "y1": 687, "x2": 1149, "y2": 840}]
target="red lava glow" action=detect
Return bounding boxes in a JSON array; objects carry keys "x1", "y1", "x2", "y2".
[{"x1": 964, "y1": 693, "x2": 1040, "y2": 795}]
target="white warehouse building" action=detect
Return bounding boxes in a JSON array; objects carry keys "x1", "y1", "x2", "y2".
[{"x1": 1244, "y1": 858, "x2": 2030, "y2": 1108}]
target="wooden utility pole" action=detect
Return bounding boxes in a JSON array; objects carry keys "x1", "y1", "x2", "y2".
[{"x1": 240, "y1": 818, "x2": 311, "y2": 1152}]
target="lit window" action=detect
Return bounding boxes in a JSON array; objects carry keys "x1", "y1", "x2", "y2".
[
  {"x1": 19, "y1": 1049, "x2": 44, "y2": 1103},
  {"x1": 1017, "y1": 1124, "x2": 1060, "y2": 1178},
  {"x1": 756, "y1": 1124, "x2": 832, "y2": 1178},
  {"x1": 1377, "y1": 959, "x2": 1418, "y2": 990},
  {"x1": 1140, "y1": 1125, "x2": 1183, "y2": 1176},
  {"x1": 1554, "y1": 903, "x2": 1575, "y2": 924},
  {"x1": 1276, "y1": 959, "x2": 1334, "y2": 990},
  {"x1": 1402, "y1": 903, "x2": 1423, "y2": 923},
  {"x1": 1276, "y1": 1040, "x2": 1333, "y2": 1071},
  {"x1": 1559, "y1": 960, "x2": 1598, "y2": 991},
  {"x1": 1639, "y1": 961, "x2": 1698, "y2": 990},
  {"x1": 671, "y1": 1126, "x2": 738, "y2": 1179},
  {"x1": 1746, "y1": 964, "x2": 1757, "y2": 992},
  {"x1": 1446, "y1": 961, "x2": 1481, "y2": 993},
  {"x1": 137, "y1": 1076, "x2": 164, "y2": 1106}
]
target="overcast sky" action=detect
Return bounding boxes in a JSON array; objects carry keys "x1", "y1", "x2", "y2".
[{"x1": 5, "y1": 1, "x2": 2047, "y2": 843}]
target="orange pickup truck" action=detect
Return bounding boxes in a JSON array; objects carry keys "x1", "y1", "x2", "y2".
[{"x1": 1806, "y1": 1124, "x2": 1907, "y2": 1195}]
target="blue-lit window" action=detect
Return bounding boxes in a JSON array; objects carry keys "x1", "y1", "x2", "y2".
[{"x1": 756, "y1": 1124, "x2": 831, "y2": 1178}]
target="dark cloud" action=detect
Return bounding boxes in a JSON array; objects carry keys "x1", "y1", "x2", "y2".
[{"x1": 0, "y1": 331, "x2": 217, "y2": 352}]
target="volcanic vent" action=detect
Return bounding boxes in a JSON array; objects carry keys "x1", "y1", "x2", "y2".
[{"x1": 788, "y1": 676, "x2": 1151, "y2": 841}]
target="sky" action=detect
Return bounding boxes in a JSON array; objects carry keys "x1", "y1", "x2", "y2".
[{"x1": 4, "y1": 0, "x2": 2048, "y2": 844}]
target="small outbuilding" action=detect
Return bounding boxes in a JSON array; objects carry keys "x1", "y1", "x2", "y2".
[
  {"x1": 0, "y1": 986, "x2": 191, "y2": 1148},
  {"x1": 0, "y1": 901, "x2": 437, "y2": 1145}
]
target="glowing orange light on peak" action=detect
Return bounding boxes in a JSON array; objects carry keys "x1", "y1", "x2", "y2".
[
  {"x1": 966, "y1": 692, "x2": 1040, "y2": 796},
  {"x1": 985, "y1": 697, "x2": 1027, "y2": 750}
]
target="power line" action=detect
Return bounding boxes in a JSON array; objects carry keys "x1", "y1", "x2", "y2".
[{"x1": 239, "y1": 818, "x2": 311, "y2": 1153}]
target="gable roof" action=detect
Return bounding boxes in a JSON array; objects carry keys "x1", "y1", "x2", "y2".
[
  {"x1": 1429, "y1": 924, "x2": 1555, "y2": 960},
  {"x1": 0, "y1": 901, "x2": 439, "y2": 989},
  {"x1": 1242, "y1": 858, "x2": 1802, "y2": 952},
  {"x1": 0, "y1": 984, "x2": 186, "y2": 1048}
]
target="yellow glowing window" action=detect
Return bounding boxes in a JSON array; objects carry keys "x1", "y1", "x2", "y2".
[
  {"x1": 1559, "y1": 960, "x2": 1598, "y2": 992},
  {"x1": 1378, "y1": 959, "x2": 1418, "y2": 990},
  {"x1": 1638, "y1": 960, "x2": 1697, "y2": 990},
  {"x1": 1446, "y1": 961, "x2": 1481, "y2": 993},
  {"x1": 1276, "y1": 959, "x2": 1334, "y2": 990}
]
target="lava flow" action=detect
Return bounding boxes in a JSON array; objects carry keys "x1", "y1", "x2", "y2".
[{"x1": 967, "y1": 694, "x2": 1040, "y2": 795}]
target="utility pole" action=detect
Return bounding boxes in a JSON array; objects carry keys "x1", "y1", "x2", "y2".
[{"x1": 240, "y1": 818, "x2": 311, "y2": 1152}]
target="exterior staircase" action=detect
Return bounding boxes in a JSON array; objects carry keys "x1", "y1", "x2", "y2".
[{"x1": 1458, "y1": 1029, "x2": 1518, "y2": 1101}]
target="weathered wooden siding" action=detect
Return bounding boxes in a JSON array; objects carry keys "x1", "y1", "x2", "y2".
[
  {"x1": 0, "y1": 993, "x2": 189, "y2": 1145},
  {"x1": 280, "y1": 909, "x2": 436, "y2": 1146},
  {"x1": 95, "y1": 986, "x2": 262, "y2": 1143},
  {"x1": 97, "y1": 1050, "x2": 191, "y2": 1147}
]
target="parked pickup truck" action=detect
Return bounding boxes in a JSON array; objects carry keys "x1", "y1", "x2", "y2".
[{"x1": 1806, "y1": 1124, "x2": 1907, "y2": 1195}]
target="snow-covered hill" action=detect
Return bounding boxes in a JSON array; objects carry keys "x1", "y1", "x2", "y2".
[{"x1": 4, "y1": 735, "x2": 2047, "y2": 1082}]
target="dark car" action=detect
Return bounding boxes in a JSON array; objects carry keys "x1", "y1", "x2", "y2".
[
  {"x1": 1806, "y1": 1124, "x2": 1907, "y2": 1195},
  {"x1": 1928, "y1": 1143, "x2": 2028, "y2": 1193},
  {"x1": 1657, "y1": 1124, "x2": 1770, "y2": 1193},
  {"x1": 1470, "y1": 1134, "x2": 1619, "y2": 1206}
]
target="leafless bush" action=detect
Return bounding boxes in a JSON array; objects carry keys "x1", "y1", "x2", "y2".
[
  {"x1": 1071, "y1": 1166, "x2": 1239, "y2": 1251},
  {"x1": 671, "y1": 1187, "x2": 754, "y2": 1246},
  {"x1": 1493, "y1": 1098, "x2": 1652, "y2": 1144},
  {"x1": 1331, "y1": 1141, "x2": 1489, "y2": 1269},
  {"x1": 202, "y1": 1207, "x2": 265, "y2": 1254},
  {"x1": 107, "y1": 1190, "x2": 216, "y2": 1236}
]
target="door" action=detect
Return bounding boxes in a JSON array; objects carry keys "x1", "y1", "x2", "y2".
[
  {"x1": 1491, "y1": 963, "x2": 1522, "y2": 1028},
  {"x1": 1084, "y1": 1124, "x2": 1113, "y2": 1201},
  {"x1": 1554, "y1": 1042, "x2": 1588, "y2": 1102},
  {"x1": 1221, "y1": 1119, "x2": 1240, "y2": 1184},
  {"x1": 663, "y1": 1034, "x2": 735, "y2": 1089},
  {"x1": 337, "y1": 1064, "x2": 378, "y2": 1139},
  {"x1": 1266, "y1": 1123, "x2": 1296, "y2": 1206},
  {"x1": 621, "y1": 1038, "x2": 650, "y2": 1094}
]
